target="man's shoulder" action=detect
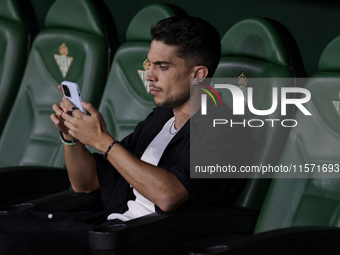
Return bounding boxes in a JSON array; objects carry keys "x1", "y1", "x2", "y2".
[{"x1": 142, "y1": 107, "x2": 174, "y2": 124}]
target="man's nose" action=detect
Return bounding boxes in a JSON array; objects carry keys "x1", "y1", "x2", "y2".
[
  {"x1": 145, "y1": 70, "x2": 152, "y2": 81},
  {"x1": 145, "y1": 66, "x2": 155, "y2": 82}
]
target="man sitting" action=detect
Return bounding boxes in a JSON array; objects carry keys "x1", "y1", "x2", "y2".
[{"x1": 0, "y1": 16, "x2": 252, "y2": 254}]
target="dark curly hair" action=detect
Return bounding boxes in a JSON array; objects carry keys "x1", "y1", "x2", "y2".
[{"x1": 150, "y1": 16, "x2": 221, "y2": 78}]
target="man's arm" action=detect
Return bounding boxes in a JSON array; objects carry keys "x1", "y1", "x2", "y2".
[
  {"x1": 50, "y1": 86, "x2": 99, "y2": 193},
  {"x1": 61, "y1": 100, "x2": 189, "y2": 212},
  {"x1": 62, "y1": 139, "x2": 99, "y2": 193},
  {"x1": 105, "y1": 143, "x2": 189, "y2": 212}
]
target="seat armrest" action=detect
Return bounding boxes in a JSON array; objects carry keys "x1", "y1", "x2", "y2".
[
  {"x1": 0, "y1": 166, "x2": 70, "y2": 205},
  {"x1": 0, "y1": 189, "x2": 103, "y2": 213},
  {"x1": 89, "y1": 206, "x2": 259, "y2": 255},
  {"x1": 28, "y1": 189, "x2": 103, "y2": 213},
  {"x1": 189, "y1": 226, "x2": 340, "y2": 255}
]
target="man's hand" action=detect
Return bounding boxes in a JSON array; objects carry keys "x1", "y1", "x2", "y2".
[
  {"x1": 50, "y1": 85, "x2": 99, "y2": 193},
  {"x1": 61, "y1": 98, "x2": 114, "y2": 151},
  {"x1": 50, "y1": 85, "x2": 71, "y2": 135}
]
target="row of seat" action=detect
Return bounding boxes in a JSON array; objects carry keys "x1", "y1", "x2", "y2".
[
  {"x1": 88, "y1": 22, "x2": 340, "y2": 253},
  {"x1": 0, "y1": 0, "x2": 120, "y2": 204},
  {"x1": 0, "y1": 0, "x2": 304, "y2": 206},
  {"x1": 0, "y1": 0, "x2": 339, "y2": 254}
]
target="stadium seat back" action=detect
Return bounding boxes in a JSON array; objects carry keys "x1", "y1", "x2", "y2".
[
  {"x1": 95, "y1": 3, "x2": 187, "y2": 143},
  {"x1": 0, "y1": 0, "x2": 118, "y2": 167},
  {"x1": 254, "y1": 35, "x2": 340, "y2": 233},
  {"x1": 0, "y1": 0, "x2": 38, "y2": 135},
  {"x1": 213, "y1": 17, "x2": 306, "y2": 209}
]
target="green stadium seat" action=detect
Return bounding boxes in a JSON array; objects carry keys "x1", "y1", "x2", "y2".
[
  {"x1": 254, "y1": 33, "x2": 340, "y2": 235},
  {"x1": 188, "y1": 33, "x2": 340, "y2": 255},
  {"x1": 0, "y1": 0, "x2": 38, "y2": 136},
  {"x1": 213, "y1": 17, "x2": 306, "y2": 210},
  {"x1": 0, "y1": 0, "x2": 119, "y2": 205}
]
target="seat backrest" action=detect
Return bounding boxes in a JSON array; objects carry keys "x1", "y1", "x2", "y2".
[
  {"x1": 93, "y1": 3, "x2": 187, "y2": 145},
  {"x1": 0, "y1": 0, "x2": 118, "y2": 168},
  {"x1": 0, "y1": 0, "x2": 38, "y2": 135},
  {"x1": 213, "y1": 17, "x2": 306, "y2": 210},
  {"x1": 254, "y1": 35, "x2": 340, "y2": 233}
]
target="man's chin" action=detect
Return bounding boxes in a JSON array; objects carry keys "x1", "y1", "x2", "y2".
[
  {"x1": 154, "y1": 94, "x2": 190, "y2": 109},
  {"x1": 154, "y1": 100, "x2": 172, "y2": 108}
]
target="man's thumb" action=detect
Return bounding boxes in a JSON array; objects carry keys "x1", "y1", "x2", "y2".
[{"x1": 81, "y1": 101, "x2": 97, "y2": 114}]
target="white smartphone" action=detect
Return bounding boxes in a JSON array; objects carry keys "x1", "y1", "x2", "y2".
[{"x1": 61, "y1": 81, "x2": 86, "y2": 115}]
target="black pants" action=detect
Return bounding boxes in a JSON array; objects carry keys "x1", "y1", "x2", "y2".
[{"x1": 0, "y1": 215, "x2": 120, "y2": 255}]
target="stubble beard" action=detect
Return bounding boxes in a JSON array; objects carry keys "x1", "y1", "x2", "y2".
[{"x1": 154, "y1": 89, "x2": 190, "y2": 108}]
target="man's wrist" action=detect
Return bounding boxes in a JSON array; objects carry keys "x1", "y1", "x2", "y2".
[
  {"x1": 102, "y1": 140, "x2": 119, "y2": 160},
  {"x1": 95, "y1": 133, "x2": 116, "y2": 154},
  {"x1": 59, "y1": 131, "x2": 79, "y2": 146}
]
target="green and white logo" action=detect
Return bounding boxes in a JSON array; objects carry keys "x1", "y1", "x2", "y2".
[
  {"x1": 54, "y1": 43, "x2": 73, "y2": 78},
  {"x1": 138, "y1": 59, "x2": 151, "y2": 93}
]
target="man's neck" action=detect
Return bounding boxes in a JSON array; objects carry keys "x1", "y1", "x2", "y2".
[
  {"x1": 172, "y1": 94, "x2": 201, "y2": 130},
  {"x1": 172, "y1": 105, "x2": 190, "y2": 130}
]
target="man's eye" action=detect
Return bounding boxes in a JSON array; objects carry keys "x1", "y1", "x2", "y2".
[{"x1": 160, "y1": 66, "x2": 168, "y2": 70}]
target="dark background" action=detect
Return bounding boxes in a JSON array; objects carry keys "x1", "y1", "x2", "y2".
[{"x1": 30, "y1": 0, "x2": 340, "y2": 77}]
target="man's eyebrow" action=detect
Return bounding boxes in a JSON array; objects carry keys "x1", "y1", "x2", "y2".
[{"x1": 150, "y1": 60, "x2": 172, "y2": 65}]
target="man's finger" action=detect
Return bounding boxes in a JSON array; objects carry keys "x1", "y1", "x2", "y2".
[
  {"x1": 62, "y1": 97, "x2": 74, "y2": 112},
  {"x1": 52, "y1": 104, "x2": 63, "y2": 117},
  {"x1": 69, "y1": 107, "x2": 83, "y2": 117},
  {"x1": 58, "y1": 84, "x2": 63, "y2": 94},
  {"x1": 50, "y1": 114, "x2": 60, "y2": 125},
  {"x1": 63, "y1": 117, "x2": 76, "y2": 131},
  {"x1": 81, "y1": 102, "x2": 97, "y2": 115},
  {"x1": 62, "y1": 111, "x2": 75, "y2": 122}
]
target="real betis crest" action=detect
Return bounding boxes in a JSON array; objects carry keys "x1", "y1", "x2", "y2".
[
  {"x1": 332, "y1": 92, "x2": 340, "y2": 116},
  {"x1": 138, "y1": 59, "x2": 151, "y2": 93},
  {"x1": 238, "y1": 72, "x2": 247, "y2": 104},
  {"x1": 54, "y1": 43, "x2": 73, "y2": 78}
]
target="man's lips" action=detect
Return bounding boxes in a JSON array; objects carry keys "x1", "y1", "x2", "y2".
[{"x1": 150, "y1": 86, "x2": 162, "y2": 95}]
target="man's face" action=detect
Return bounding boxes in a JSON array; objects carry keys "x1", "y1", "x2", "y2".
[{"x1": 145, "y1": 40, "x2": 196, "y2": 109}]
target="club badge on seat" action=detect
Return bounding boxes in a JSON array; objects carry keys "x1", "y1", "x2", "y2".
[
  {"x1": 332, "y1": 92, "x2": 340, "y2": 116},
  {"x1": 138, "y1": 59, "x2": 151, "y2": 93},
  {"x1": 54, "y1": 43, "x2": 73, "y2": 78},
  {"x1": 238, "y1": 72, "x2": 248, "y2": 105}
]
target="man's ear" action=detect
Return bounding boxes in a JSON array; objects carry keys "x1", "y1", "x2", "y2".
[{"x1": 193, "y1": 66, "x2": 209, "y2": 81}]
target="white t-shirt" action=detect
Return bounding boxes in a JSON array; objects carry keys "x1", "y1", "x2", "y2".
[{"x1": 107, "y1": 116, "x2": 179, "y2": 221}]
